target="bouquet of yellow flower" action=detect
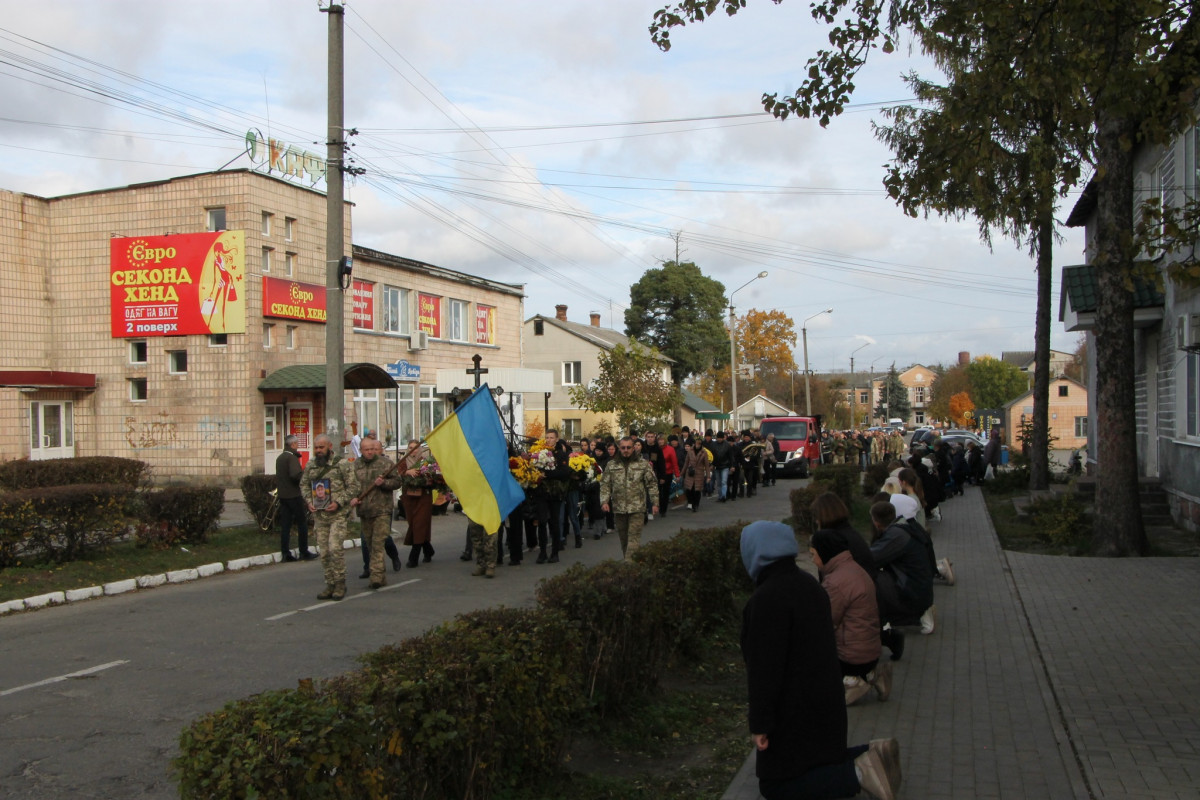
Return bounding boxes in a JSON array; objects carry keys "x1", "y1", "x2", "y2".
[
  {"x1": 568, "y1": 452, "x2": 599, "y2": 484},
  {"x1": 508, "y1": 454, "x2": 543, "y2": 489}
]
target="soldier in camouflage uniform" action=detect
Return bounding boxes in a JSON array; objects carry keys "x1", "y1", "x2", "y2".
[
  {"x1": 467, "y1": 518, "x2": 496, "y2": 578},
  {"x1": 832, "y1": 433, "x2": 846, "y2": 465},
  {"x1": 302, "y1": 434, "x2": 360, "y2": 601},
  {"x1": 350, "y1": 437, "x2": 402, "y2": 590},
  {"x1": 599, "y1": 436, "x2": 659, "y2": 559}
]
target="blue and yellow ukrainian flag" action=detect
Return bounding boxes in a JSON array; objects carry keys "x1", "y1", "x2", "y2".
[{"x1": 425, "y1": 384, "x2": 525, "y2": 533}]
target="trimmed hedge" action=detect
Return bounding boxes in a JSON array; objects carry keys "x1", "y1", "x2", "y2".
[
  {"x1": 0, "y1": 456, "x2": 150, "y2": 490},
  {"x1": 176, "y1": 524, "x2": 755, "y2": 799},
  {"x1": 1, "y1": 484, "x2": 134, "y2": 565},
  {"x1": 810, "y1": 463, "x2": 861, "y2": 509},
  {"x1": 240, "y1": 474, "x2": 277, "y2": 530},
  {"x1": 864, "y1": 462, "x2": 892, "y2": 497},
  {"x1": 176, "y1": 607, "x2": 583, "y2": 800},
  {"x1": 135, "y1": 487, "x2": 225, "y2": 548}
]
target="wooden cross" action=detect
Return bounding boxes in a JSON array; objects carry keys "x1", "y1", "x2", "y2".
[{"x1": 466, "y1": 353, "x2": 489, "y2": 389}]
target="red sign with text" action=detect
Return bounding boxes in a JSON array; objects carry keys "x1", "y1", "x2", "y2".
[
  {"x1": 417, "y1": 293, "x2": 442, "y2": 338},
  {"x1": 351, "y1": 280, "x2": 374, "y2": 329},
  {"x1": 110, "y1": 231, "x2": 246, "y2": 337},
  {"x1": 475, "y1": 304, "x2": 495, "y2": 345},
  {"x1": 263, "y1": 277, "x2": 327, "y2": 323}
]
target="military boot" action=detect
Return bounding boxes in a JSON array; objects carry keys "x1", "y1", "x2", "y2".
[
  {"x1": 330, "y1": 581, "x2": 346, "y2": 601},
  {"x1": 316, "y1": 584, "x2": 335, "y2": 600}
]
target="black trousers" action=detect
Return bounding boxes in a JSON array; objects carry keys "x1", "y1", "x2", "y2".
[
  {"x1": 361, "y1": 532, "x2": 399, "y2": 566},
  {"x1": 278, "y1": 495, "x2": 309, "y2": 555}
]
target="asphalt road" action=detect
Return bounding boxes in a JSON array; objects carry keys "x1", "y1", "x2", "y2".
[{"x1": 0, "y1": 483, "x2": 796, "y2": 799}]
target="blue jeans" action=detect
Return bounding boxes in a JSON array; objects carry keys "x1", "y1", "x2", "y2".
[
  {"x1": 559, "y1": 487, "x2": 581, "y2": 538},
  {"x1": 714, "y1": 467, "x2": 730, "y2": 499}
]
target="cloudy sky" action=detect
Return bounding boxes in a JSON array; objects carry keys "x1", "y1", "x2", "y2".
[{"x1": 0, "y1": 0, "x2": 1086, "y2": 377}]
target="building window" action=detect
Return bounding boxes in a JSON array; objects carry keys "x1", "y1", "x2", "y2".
[
  {"x1": 1186, "y1": 351, "x2": 1199, "y2": 437},
  {"x1": 562, "y1": 361, "x2": 582, "y2": 386},
  {"x1": 534, "y1": 319, "x2": 544, "y2": 335},
  {"x1": 129, "y1": 378, "x2": 148, "y2": 401},
  {"x1": 860, "y1": 391, "x2": 869, "y2": 405},
  {"x1": 284, "y1": 216, "x2": 295, "y2": 241},
  {"x1": 419, "y1": 385, "x2": 446, "y2": 436},
  {"x1": 1074, "y1": 416, "x2": 1088, "y2": 438},
  {"x1": 209, "y1": 333, "x2": 227, "y2": 347},
  {"x1": 206, "y1": 207, "x2": 226, "y2": 232},
  {"x1": 562, "y1": 418, "x2": 582, "y2": 442},
  {"x1": 286, "y1": 325, "x2": 297, "y2": 349},
  {"x1": 915, "y1": 410, "x2": 925, "y2": 424},
  {"x1": 168, "y1": 350, "x2": 188, "y2": 374},
  {"x1": 1058, "y1": 385, "x2": 1069, "y2": 397},
  {"x1": 285, "y1": 252, "x2": 296, "y2": 277},
  {"x1": 383, "y1": 285, "x2": 409, "y2": 333},
  {"x1": 448, "y1": 299, "x2": 468, "y2": 342},
  {"x1": 262, "y1": 246, "x2": 273, "y2": 273},
  {"x1": 915, "y1": 387, "x2": 926, "y2": 404},
  {"x1": 261, "y1": 211, "x2": 273, "y2": 236},
  {"x1": 263, "y1": 323, "x2": 274, "y2": 348},
  {"x1": 129, "y1": 340, "x2": 147, "y2": 364}
]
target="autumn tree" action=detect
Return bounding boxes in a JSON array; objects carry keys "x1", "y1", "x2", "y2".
[
  {"x1": 823, "y1": 376, "x2": 850, "y2": 429},
  {"x1": 948, "y1": 391, "x2": 975, "y2": 427},
  {"x1": 928, "y1": 364, "x2": 972, "y2": 423},
  {"x1": 1064, "y1": 334, "x2": 1087, "y2": 384},
  {"x1": 624, "y1": 261, "x2": 728, "y2": 424},
  {"x1": 873, "y1": 365, "x2": 911, "y2": 422},
  {"x1": 689, "y1": 308, "x2": 798, "y2": 411},
  {"x1": 568, "y1": 341, "x2": 682, "y2": 433},
  {"x1": 965, "y1": 356, "x2": 1027, "y2": 411}
]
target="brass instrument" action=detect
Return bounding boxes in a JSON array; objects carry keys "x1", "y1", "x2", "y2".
[{"x1": 258, "y1": 489, "x2": 280, "y2": 532}]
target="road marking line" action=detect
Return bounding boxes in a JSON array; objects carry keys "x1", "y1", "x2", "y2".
[
  {"x1": 1, "y1": 660, "x2": 130, "y2": 697},
  {"x1": 265, "y1": 579, "x2": 421, "y2": 621}
]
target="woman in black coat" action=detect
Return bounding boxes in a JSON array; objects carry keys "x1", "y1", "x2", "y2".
[{"x1": 739, "y1": 521, "x2": 900, "y2": 800}]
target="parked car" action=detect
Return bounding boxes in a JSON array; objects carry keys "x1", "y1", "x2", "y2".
[{"x1": 939, "y1": 432, "x2": 986, "y2": 450}]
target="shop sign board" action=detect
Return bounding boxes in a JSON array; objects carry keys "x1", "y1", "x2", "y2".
[
  {"x1": 110, "y1": 231, "x2": 246, "y2": 337},
  {"x1": 417, "y1": 293, "x2": 442, "y2": 338},
  {"x1": 475, "y1": 304, "x2": 495, "y2": 345},
  {"x1": 386, "y1": 360, "x2": 421, "y2": 381},
  {"x1": 263, "y1": 277, "x2": 327, "y2": 323},
  {"x1": 351, "y1": 279, "x2": 374, "y2": 328}
]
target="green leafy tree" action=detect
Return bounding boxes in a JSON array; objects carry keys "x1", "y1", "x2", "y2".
[
  {"x1": 965, "y1": 356, "x2": 1028, "y2": 411},
  {"x1": 873, "y1": 365, "x2": 911, "y2": 422},
  {"x1": 625, "y1": 261, "x2": 728, "y2": 424},
  {"x1": 568, "y1": 342, "x2": 682, "y2": 433}
]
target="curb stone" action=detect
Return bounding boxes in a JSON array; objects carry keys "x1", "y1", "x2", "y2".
[
  {"x1": 2, "y1": 541, "x2": 364, "y2": 614},
  {"x1": 65, "y1": 586, "x2": 104, "y2": 603}
]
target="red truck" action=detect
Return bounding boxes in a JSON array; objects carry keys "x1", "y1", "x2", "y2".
[{"x1": 759, "y1": 416, "x2": 823, "y2": 479}]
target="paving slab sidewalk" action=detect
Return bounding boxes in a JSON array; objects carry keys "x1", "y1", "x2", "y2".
[{"x1": 725, "y1": 485, "x2": 1088, "y2": 799}]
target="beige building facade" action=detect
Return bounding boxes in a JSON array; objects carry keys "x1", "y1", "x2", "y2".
[
  {"x1": 522, "y1": 305, "x2": 671, "y2": 441},
  {"x1": 1003, "y1": 376, "x2": 1089, "y2": 452},
  {"x1": 1, "y1": 170, "x2": 523, "y2": 484}
]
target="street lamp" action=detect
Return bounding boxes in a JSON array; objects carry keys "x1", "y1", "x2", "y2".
[
  {"x1": 729, "y1": 271, "x2": 768, "y2": 431},
  {"x1": 802, "y1": 307, "x2": 833, "y2": 416},
  {"x1": 849, "y1": 342, "x2": 870, "y2": 429}
]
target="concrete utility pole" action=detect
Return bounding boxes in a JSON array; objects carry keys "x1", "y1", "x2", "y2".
[
  {"x1": 323, "y1": 3, "x2": 346, "y2": 449},
  {"x1": 850, "y1": 342, "x2": 870, "y2": 429},
  {"x1": 802, "y1": 308, "x2": 833, "y2": 416},
  {"x1": 728, "y1": 271, "x2": 767, "y2": 431}
]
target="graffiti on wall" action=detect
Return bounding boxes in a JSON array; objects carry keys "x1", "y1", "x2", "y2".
[{"x1": 125, "y1": 412, "x2": 179, "y2": 449}]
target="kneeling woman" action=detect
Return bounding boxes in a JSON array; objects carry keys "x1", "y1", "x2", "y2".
[{"x1": 811, "y1": 530, "x2": 892, "y2": 705}]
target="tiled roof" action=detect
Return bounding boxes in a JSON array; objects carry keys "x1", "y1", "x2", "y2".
[
  {"x1": 681, "y1": 387, "x2": 720, "y2": 412},
  {"x1": 528, "y1": 315, "x2": 674, "y2": 362},
  {"x1": 1059, "y1": 264, "x2": 1164, "y2": 317},
  {"x1": 1001, "y1": 351, "x2": 1035, "y2": 368}
]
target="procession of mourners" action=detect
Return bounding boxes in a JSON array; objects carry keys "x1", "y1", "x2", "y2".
[{"x1": 278, "y1": 414, "x2": 997, "y2": 800}]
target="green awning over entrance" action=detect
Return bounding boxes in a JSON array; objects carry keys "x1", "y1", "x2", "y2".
[{"x1": 258, "y1": 363, "x2": 397, "y2": 391}]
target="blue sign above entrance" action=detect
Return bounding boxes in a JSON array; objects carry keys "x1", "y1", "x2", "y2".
[{"x1": 386, "y1": 360, "x2": 421, "y2": 382}]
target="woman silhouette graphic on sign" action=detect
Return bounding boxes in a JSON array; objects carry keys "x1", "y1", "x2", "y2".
[{"x1": 200, "y1": 239, "x2": 239, "y2": 330}]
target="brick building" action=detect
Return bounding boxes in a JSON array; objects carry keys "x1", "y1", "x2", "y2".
[{"x1": 0, "y1": 170, "x2": 524, "y2": 483}]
